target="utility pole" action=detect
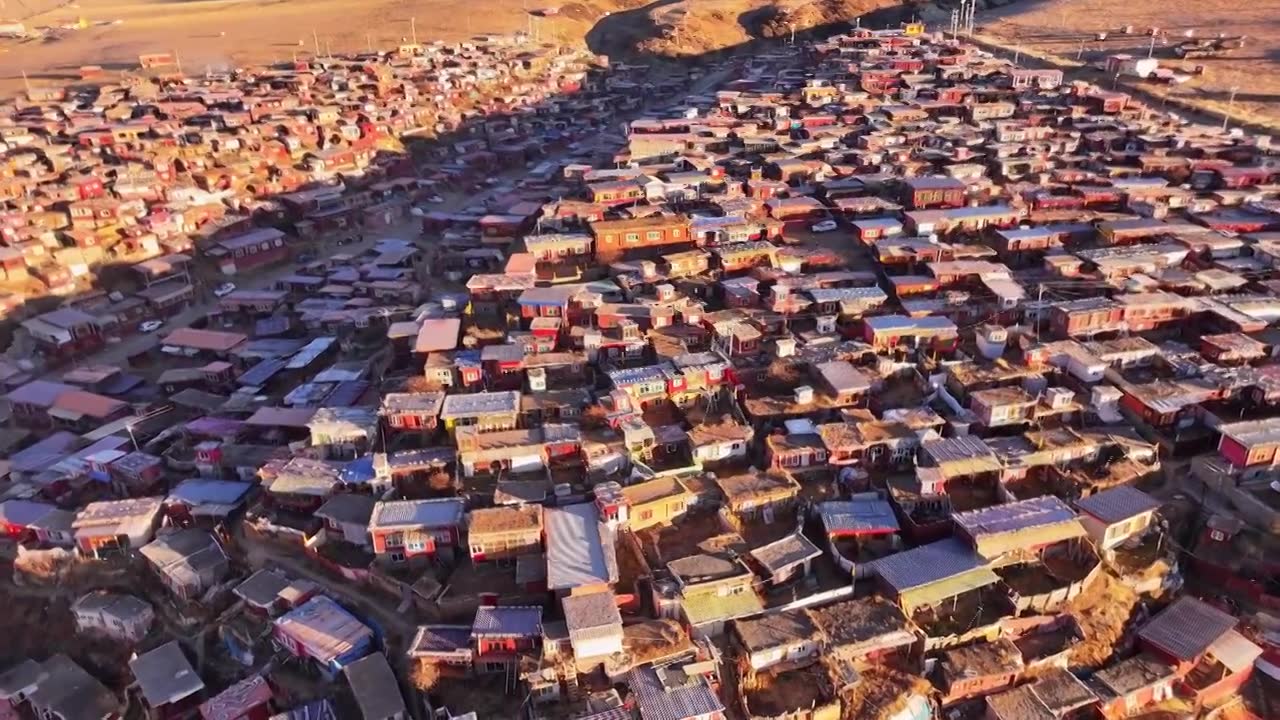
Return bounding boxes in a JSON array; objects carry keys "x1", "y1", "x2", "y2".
[
  {"x1": 1078, "y1": 39, "x2": 1086, "y2": 60},
  {"x1": 1148, "y1": 34, "x2": 1156, "y2": 58},
  {"x1": 313, "y1": 28, "x2": 320, "y2": 56},
  {"x1": 410, "y1": 16, "x2": 417, "y2": 45},
  {"x1": 20, "y1": 68, "x2": 30, "y2": 95},
  {"x1": 1222, "y1": 85, "x2": 1239, "y2": 131},
  {"x1": 367, "y1": 32, "x2": 373, "y2": 53}
]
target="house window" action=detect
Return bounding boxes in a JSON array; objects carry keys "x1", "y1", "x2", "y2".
[
  {"x1": 390, "y1": 551, "x2": 405, "y2": 563},
  {"x1": 647, "y1": 231, "x2": 662, "y2": 240},
  {"x1": 639, "y1": 509, "x2": 653, "y2": 521},
  {"x1": 384, "y1": 532, "x2": 404, "y2": 548},
  {"x1": 625, "y1": 233, "x2": 639, "y2": 244}
]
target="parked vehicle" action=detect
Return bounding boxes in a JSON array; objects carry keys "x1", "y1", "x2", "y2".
[
  {"x1": 139, "y1": 320, "x2": 164, "y2": 333},
  {"x1": 810, "y1": 220, "x2": 838, "y2": 233},
  {"x1": 213, "y1": 282, "x2": 237, "y2": 297}
]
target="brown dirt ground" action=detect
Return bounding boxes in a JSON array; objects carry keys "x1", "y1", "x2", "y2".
[
  {"x1": 744, "y1": 664, "x2": 832, "y2": 717},
  {"x1": 979, "y1": 0, "x2": 1280, "y2": 130},
  {"x1": 1064, "y1": 569, "x2": 1142, "y2": 669},
  {"x1": 838, "y1": 666, "x2": 932, "y2": 720},
  {"x1": 622, "y1": 618, "x2": 693, "y2": 664}
]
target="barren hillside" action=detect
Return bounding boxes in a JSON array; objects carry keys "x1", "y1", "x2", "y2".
[
  {"x1": 0, "y1": 0, "x2": 909, "y2": 98},
  {"x1": 617, "y1": 0, "x2": 906, "y2": 58}
]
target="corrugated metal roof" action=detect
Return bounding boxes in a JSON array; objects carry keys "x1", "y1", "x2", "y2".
[
  {"x1": 870, "y1": 537, "x2": 994, "y2": 593},
  {"x1": 819, "y1": 499, "x2": 900, "y2": 535},
  {"x1": 545, "y1": 503, "x2": 617, "y2": 591},
  {"x1": 1074, "y1": 486, "x2": 1162, "y2": 524},
  {"x1": 369, "y1": 499, "x2": 464, "y2": 530},
  {"x1": 954, "y1": 496, "x2": 1079, "y2": 538},
  {"x1": 1137, "y1": 596, "x2": 1237, "y2": 661},
  {"x1": 629, "y1": 665, "x2": 724, "y2": 720},
  {"x1": 472, "y1": 605, "x2": 542, "y2": 637}
]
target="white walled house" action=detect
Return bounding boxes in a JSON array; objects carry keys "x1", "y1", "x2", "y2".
[
  {"x1": 71, "y1": 591, "x2": 154, "y2": 643},
  {"x1": 561, "y1": 590, "x2": 624, "y2": 668},
  {"x1": 1075, "y1": 485, "x2": 1163, "y2": 551}
]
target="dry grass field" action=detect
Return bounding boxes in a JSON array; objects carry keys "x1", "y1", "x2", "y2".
[{"x1": 979, "y1": 0, "x2": 1280, "y2": 130}]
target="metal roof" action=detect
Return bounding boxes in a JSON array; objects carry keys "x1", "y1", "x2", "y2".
[
  {"x1": 343, "y1": 653, "x2": 406, "y2": 720},
  {"x1": 870, "y1": 537, "x2": 993, "y2": 593},
  {"x1": 472, "y1": 605, "x2": 542, "y2": 637},
  {"x1": 819, "y1": 498, "x2": 900, "y2": 535},
  {"x1": 1137, "y1": 596, "x2": 1237, "y2": 662},
  {"x1": 953, "y1": 496, "x2": 1079, "y2": 538},
  {"x1": 407, "y1": 625, "x2": 473, "y2": 656},
  {"x1": 545, "y1": 502, "x2": 618, "y2": 591},
  {"x1": 274, "y1": 596, "x2": 373, "y2": 665},
  {"x1": 369, "y1": 499, "x2": 464, "y2": 530},
  {"x1": 1074, "y1": 486, "x2": 1163, "y2": 524},
  {"x1": 199, "y1": 674, "x2": 274, "y2": 720},
  {"x1": 439, "y1": 390, "x2": 521, "y2": 419},
  {"x1": 629, "y1": 664, "x2": 724, "y2": 720},
  {"x1": 130, "y1": 641, "x2": 204, "y2": 707},
  {"x1": 923, "y1": 435, "x2": 997, "y2": 465}
]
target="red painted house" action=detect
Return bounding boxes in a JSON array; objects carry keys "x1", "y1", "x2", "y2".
[
  {"x1": 900, "y1": 176, "x2": 966, "y2": 210},
  {"x1": 471, "y1": 605, "x2": 542, "y2": 671},
  {"x1": 1136, "y1": 596, "x2": 1263, "y2": 707},
  {"x1": 209, "y1": 228, "x2": 289, "y2": 275},
  {"x1": 589, "y1": 214, "x2": 693, "y2": 263},
  {"x1": 367, "y1": 499, "x2": 464, "y2": 564},
  {"x1": 1216, "y1": 417, "x2": 1280, "y2": 469}
]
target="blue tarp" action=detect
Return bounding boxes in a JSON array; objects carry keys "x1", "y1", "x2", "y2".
[{"x1": 340, "y1": 456, "x2": 376, "y2": 485}]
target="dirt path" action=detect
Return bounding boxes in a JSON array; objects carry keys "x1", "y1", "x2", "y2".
[{"x1": 237, "y1": 530, "x2": 416, "y2": 637}]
